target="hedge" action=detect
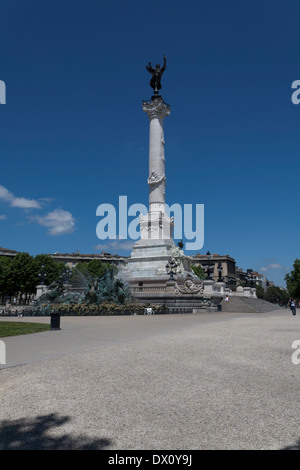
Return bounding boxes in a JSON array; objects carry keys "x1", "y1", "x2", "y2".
[{"x1": 27, "y1": 302, "x2": 168, "y2": 316}]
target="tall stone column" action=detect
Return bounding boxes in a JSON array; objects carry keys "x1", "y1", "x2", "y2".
[
  {"x1": 140, "y1": 96, "x2": 173, "y2": 242},
  {"x1": 143, "y1": 97, "x2": 169, "y2": 213}
]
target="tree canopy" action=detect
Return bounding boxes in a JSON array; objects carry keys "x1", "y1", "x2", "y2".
[
  {"x1": 0, "y1": 253, "x2": 72, "y2": 301},
  {"x1": 33, "y1": 254, "x2": 66, "y2": 287},
  {"x1": 285, "y1": 259, "x2": 300, "y2": 299},
  {"x1": 191, "y1": 264, "x2": 206, "y2": 280},
  {"x1": 264, "y1": 286, "x2": 289, "y2": 305},
  {"x1": 70, "y1": 260, "x2": 110, "y2": 289}
]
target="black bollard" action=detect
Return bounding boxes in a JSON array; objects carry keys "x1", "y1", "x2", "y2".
[{"x1": 50, "y1": 311, "x2": 61, "y2": 330}]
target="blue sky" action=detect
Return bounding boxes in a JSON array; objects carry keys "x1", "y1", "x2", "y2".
[{"x1": 0, "y1": 0, "x2": 299, "y2": 287}]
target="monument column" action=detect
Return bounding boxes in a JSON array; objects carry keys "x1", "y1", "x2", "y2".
[
  {"x1": 143, "y1": 97, "x2": 170, "y2": 215},
  {"x1": 140, "y1": 96, "x2": 173, "y2": 242}
]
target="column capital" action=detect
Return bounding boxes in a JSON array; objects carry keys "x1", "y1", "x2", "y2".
[{"x1": 142, "y1": 96, "x2": 170, "y2": 120}]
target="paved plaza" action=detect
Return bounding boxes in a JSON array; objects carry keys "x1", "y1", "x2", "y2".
[{"x1": 0, "y1": 309, "x2": 299, "y2": 450}]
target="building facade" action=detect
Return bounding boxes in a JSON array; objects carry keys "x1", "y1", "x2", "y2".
[{"x1": 190, "y1": 253, "x2": 237, "y2": 289}]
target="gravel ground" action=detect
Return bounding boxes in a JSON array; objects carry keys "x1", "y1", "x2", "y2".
[{"x1": 0, "y1": 310, "x2": 299, "y2": 450}]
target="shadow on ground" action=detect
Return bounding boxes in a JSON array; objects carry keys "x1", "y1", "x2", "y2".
[
  {"x1": 281, "y1": 438, "x2": 300, "y2": 450},
  {"x1": 0, "y1": 413, "x2": 112, "y2": 450}
]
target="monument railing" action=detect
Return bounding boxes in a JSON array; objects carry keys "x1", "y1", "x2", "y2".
[{"x1": 132, "y1": 286, "x2": 166, "y2": 293}]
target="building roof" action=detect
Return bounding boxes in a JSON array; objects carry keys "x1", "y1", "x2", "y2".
[
  {"x1": 49, "y1": 251, "x2": 128, "y2": 260},
  {"x1": 0, "y1": 247, "x2": 18, "y2": 253},
  {"x1": 0, "y1": 247, "x2": 128, "y2": 260},
  {"x1": 191, "y1": 253, "x2": 235, "y2": 261}
]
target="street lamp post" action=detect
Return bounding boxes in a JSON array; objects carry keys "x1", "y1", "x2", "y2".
[
  {"x1": 60, "y1": 267, "x2": 71, "y2": 285},
  {"x1": 217, "y1": 262, "x2": 224, "y2": 282},
  {"x1": 38, "y1": 264, "x2": 47, "y2": 285},
  {"x1": 166, "y1": 260, "x2": 177, "y2": 281},
  {"x1": 246, "y1": 269, "x2": 254, "y2": 287},
  {"x1": 202, "y1": 251, "x2": 215, "y2": 280}
]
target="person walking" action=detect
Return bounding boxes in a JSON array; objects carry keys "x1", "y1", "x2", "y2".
[{"x1": 290, "y1": 299, "x2": 296, "y2": 316}]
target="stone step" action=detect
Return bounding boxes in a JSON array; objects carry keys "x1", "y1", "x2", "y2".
[{"x1": 221, "y1": 296, "x2": 282, "y2": 313}]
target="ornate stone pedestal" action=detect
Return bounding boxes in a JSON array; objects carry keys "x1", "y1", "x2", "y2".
[
  {"x1": 202, "y1": 280, "x2": 215, "y2": 296},
  {"x1": 35, "y1": 283, "x2": 48, "y2": 299},
  {"x1": 215, "y1": 282, "x2": 226, "y2": 295}
]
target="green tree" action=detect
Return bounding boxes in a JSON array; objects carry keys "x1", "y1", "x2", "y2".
[
  {"x1": 33, "y1": 254, "x2": 66, "y2": 287},
  {"x1": 255, "y1": 284, "x2": 265, "y2": 300},
  {"x1": 285, "y1": 259, "x2": 300, "y2": 299},
  {"x1": 71, "y1": 260, "x2": 109, "y2": 288},
  {"x1": 86, "y1": 259, "x2": 109, "y2": 279},
  {"x1": 191, "y1": 264, "x2": 206, "y2": 280},
  {"x1": 265, "y1": 285, "x2": 289, "y2": 305},
  {"x1": 0, "y1": 256, "x2": 12, "y2": 302},
  {"x1": 8, "y1": 252, "x2": 36, "y2": 300},
  {"x1": 70, "y1": 262, "x2": 89, "y2": 289}
]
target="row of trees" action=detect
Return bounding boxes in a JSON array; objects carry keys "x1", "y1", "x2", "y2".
[
  {"x1": 0, "y1": 253, "x2": 64, "y2": 303},
  {"x1": 252, "y1": 259, "x2": 300, "y2": 305},
  {"x1": 255, "y1": 284, "x2": 289, "y2": 305},
  {"x1": 0, "y1": 253, "x2": 110, "y2": 304},
  {"x1": 285, "y1": 259, "x2": 300, "y2": 300}
]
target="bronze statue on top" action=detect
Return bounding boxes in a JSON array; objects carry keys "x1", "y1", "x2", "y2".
[{"x1": 146, "y1": 55, "x2": 166, "y2": 95}]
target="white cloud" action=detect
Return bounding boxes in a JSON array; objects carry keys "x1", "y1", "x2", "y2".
[
  {"x1": 269, "y1": 263, "x2": 283, "y2": 269},
  {"x1": 0, "y1": 185, "x2": 75, "y2": 236},
  {"x1": 0, "y1": 185, "x2": 11, "y2": 201},
  {"x1": 0, "y1": 184, "x2": 41, "y2": 209},
  {"x1": 33, "y1": 209, "x2": 76, "y2": 235},
  {"x1": 10, "y1": 197, "x2": 41, "y2": 209},
  {"x1": 261, "y1": 263, "x2": 285, "y2": 272},
  {"x1": 38, "y1": 197, "x2": 54, "y2": 204}
]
